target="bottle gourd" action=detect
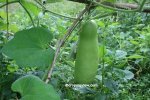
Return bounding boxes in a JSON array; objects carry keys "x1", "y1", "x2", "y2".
[{"x1": 74, "y1": 20, "x2": 99, "y2": 84}]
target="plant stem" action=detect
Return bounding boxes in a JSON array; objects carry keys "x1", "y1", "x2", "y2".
[
  {"x1": 34, "y1": 0, "x2": 76, "y2": 20},
  {"x1": 19, "y1": 1, "x2": 35, "y2": 27},
  {"x1": 139, "y1": 0, "x2": 147, "y2": 11},
  {"x1": 6, "y1": 0, "x2": 9, "y2": 35},
  {"x1": 44, "y1": 9, "x2": 77, "y2": 20},
  {"x1": 44, "y1": 5, "x2": 91, "y2": 83},
  {"x1": 58, "y1": 26, "x2": 81, "y2": 60},
  {"x1": 91, "y1": 12, "x2": 117, "y2": 19},
  {"x1": 34, "y1": 0, "x2": 45, "y2": 9},
  {"x1": 0, "y1": 0, "x2": 19, "y2": 8},
  {"x1": 101, "y1": 36, "x2": 106, "y2": 88}
]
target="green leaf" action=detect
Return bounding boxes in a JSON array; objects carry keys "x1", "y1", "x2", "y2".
[
  {"x1": 113, "y1": 68, "x2": 134, "y2": 80},
  {"x1": 95, "y1": 93, "x2": 106, "y2": 100},
  {"x1": 97, "y1": 21, "x2": 105, "y2": 28},
  {"x1": 2, "y1": 27, "x2": 54, "y2": 68},
  {"x1": 9, "y1": 24, "x2": 19, "y2": 32},
  {"x1": 0, "y1": 21, "x2": 7, "y2": 30},
  {"x1": 7, "y1": 65, "x2": 18, "y2": 72},
  {"x1": 11, "y1": 75, "x2": 60, "y2": 100},
  {"x1": 129, "y1": 40, "x2": 139, "y2": 45},
  {"x1": 145, "y1": 33, "x2": 150, "y2": 45},
  {"x1": 123, "y1": 70, "x2": 134, "y2": 80},
  {"x1": 99, "y1": 45, "x2": 107, "y2": 59},
  {"x1": 127, "y1": 54, "x2": 145, "y2": 59},
  {"x1": 0, "y1": 11, "x2": 7, "y2": 18},
  {"x1": 20, "y1": 0, "x2": 41, "y2": 16},
  {"x1": 115, "y1": 50, "x2": 127, "y2": 59}
]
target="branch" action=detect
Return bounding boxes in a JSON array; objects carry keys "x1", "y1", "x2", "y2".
[
  {"x1": 68, "y1": 0, "x2": 150, "y2": 13},
  {"x1": 139, "y1": 0, "x2": 147, "y2": 11},
  {"x1": 44, "y1": 5, "x2": 91, "y2": 83},
  {"x1": 91, "y1": 12, "x2": 117, "y2": 19},
  {"x1": 34, "y1": 0, "x2": 76, "y2": 20},
  {"x1": 92, "y1": 1, "x2": 138, "y2": 12},
  {"x1": 111, "y1": 2, "x2": 150, "y2": 13},
  {"x1": 44, "y1": 9, "x2": 77, "y2": 20}
]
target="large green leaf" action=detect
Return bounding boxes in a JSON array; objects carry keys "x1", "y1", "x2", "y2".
[
  {"x1": 11, "y1": 75, "x2": 60, "y2": 100},
  {"x1": 2, "y1": 27, "x2": 54, "y2": 68}
]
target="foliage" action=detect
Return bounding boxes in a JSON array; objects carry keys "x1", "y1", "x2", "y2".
[
  {"x1": 2, "y1": 27, "x2": 54, "y2": 68},
  {"x1": 0, "y1": 0, "x2": 150, "y2": 100},
  {"x1": 12, "y1": 75, "x2": 60, "y2": 100}
]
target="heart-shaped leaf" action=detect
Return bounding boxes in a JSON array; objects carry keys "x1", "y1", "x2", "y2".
[
  {"x1": 11, "y1": 75, "x2": 60, "y2": 100},
  {"x1": 2, "y1": 27, "x2": 54, "y2": 68}
]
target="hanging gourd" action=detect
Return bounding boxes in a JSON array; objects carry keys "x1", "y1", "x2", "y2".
[{"x1": 74, "y1": 20, "x2": 99, "y2": 84}]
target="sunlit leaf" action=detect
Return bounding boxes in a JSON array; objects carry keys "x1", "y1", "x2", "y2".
[
  {"x1": 130, "y1": 40, "x2": 139, "y2": 45},
  {"x1": 9, "y1": 24, "x2": 19, "y2": 32},
  {"x1": 123, "y1": 70, "x2": 134, "y2": 80},
  {"x1": 99, "y1": 45, "x2": 107, "y2": 59},
  {"x1": 115, "y1": 50, "x2": 127, "y2": 59},
  {"x1": 0, "y1": 21, "x2": 7, "y2": 30},
  {"x1": 127, "y1": 54, "x2": 145, "y2": 59},
  {"x1": 7, "y1": 65, "x2": 18, "y2": 72},
  {"x1": 97, "y1": 21, "x2": 105, "y2": 27},
  {"x1": 0, "y1": 11, "x2": 7, "y2": 18}
]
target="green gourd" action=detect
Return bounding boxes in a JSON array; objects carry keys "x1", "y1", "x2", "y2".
[{"x1": 74, "y1": 20, "x2": 99, "y2": 84}]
